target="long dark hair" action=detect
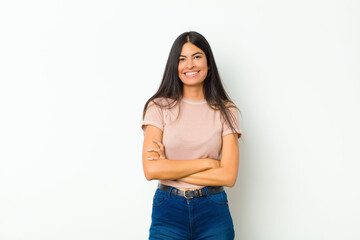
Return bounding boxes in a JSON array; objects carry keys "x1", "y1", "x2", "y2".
[{"x1": 143, "y1": 31, "x2": 240, "y2": 137}]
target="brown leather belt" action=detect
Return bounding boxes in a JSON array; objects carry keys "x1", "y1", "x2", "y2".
[{"x1": 158, "y1": 184, "x2": 224, "y2": 199}]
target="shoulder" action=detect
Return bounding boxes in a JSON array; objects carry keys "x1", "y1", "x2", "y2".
[
  {"x1": 223, "y1": 101, "x2": 239, "y2": 114},
  {"x1": 149, "y1": 97, "x2": 178, "y2": 108},
  {"x1": 152, "y1": 97, "x2": 171, "y2": 104},
  {"x1": 223, "y1": 100, "x2": 237, "y2": 108},
  {"x1": 221, "y1": 100, "x2": 240, "y2": 124}
]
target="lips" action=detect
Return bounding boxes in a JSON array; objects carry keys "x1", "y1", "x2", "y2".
[{"x1": 185, "y1": 71, "x2": 200, "y2": 76}]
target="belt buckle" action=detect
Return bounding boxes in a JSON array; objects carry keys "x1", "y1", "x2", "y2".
[{"x1": 183, "y1": 189, "x2": 194, "y2": 199}]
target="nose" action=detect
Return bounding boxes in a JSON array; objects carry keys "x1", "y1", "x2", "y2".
[{"x1": 186, "y1": 59, "x2": 194, "y2": 69}]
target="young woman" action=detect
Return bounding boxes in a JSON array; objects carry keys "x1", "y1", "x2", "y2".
[{"x1": 141, "y1": 31, "x2": 242, "y2": 240}]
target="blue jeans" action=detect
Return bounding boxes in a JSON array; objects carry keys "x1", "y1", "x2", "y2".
[{"x1": 149, "y1": 186, "x2": 235, "y2": 240}]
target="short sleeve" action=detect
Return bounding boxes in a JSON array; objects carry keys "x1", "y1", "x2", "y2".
[
  {"x1": 222, "y1": 107, "x2": 242, "y2": 138},
  {"x1": 141, "y1": 100, "x2": 164, "y2": 133}
]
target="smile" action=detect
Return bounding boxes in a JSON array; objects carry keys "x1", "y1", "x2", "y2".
[{"x1": 185, "y1": 71, "x2": 200, "y2": 77}]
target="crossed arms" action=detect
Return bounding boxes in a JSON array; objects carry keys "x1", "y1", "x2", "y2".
[{"x1": 142, "y1": 125, "x2": 239, "y2": 187}]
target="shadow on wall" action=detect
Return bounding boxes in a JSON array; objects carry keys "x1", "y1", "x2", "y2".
[{"x1": 227, "y1": 141, "x2": 250, "y2": 236}]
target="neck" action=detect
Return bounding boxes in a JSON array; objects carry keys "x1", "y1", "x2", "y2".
[{"x1": 183, "y1": 85, "x2": 204, "y2": 100}]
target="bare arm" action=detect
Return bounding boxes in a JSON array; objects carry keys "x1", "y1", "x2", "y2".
[
  {"x1": 142, "y1": 125, "x2": 220, "y2": 181},
  {"x1": 178, "y1": 134, "x2": 239, "y2": 187}
]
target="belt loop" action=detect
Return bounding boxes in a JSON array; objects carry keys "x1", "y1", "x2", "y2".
[
  {"x1": 204, "y1": 187, "x2": 210, "y2": 199},
  {"x1": 168, "y1": 186, "x2": 173, "y2": 198}
]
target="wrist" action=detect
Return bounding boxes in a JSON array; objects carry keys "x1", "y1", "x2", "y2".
[{"x1": 206, "y1": 158, "x2": 219, "y2": 169}]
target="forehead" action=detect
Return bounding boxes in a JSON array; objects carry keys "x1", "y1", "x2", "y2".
[{"x1": 179, "y1": 42, "x2": 204, "y2": 55}]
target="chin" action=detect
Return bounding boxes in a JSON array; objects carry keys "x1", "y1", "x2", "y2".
[
  {"x1": 180, "y1": 78, "x2": 206, "y2": 87},
  {"x1": 182, "y1": 82, "x2": 204, "y2": 88}
]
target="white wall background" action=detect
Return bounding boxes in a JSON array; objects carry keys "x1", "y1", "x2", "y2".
[{"x1": 1, "y1": 0, "x2": 359, "y2": 239}]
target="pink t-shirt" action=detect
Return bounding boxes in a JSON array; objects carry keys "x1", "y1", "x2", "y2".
[{"x1": 141, "y1": 97, "x2": 242, "y2": 189}]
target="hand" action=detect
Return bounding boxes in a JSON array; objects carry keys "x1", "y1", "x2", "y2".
[
  {"x1": 208, "y1": 159, "x2": 221, "y2": 169},
  {"x1": 147, "y1": 138, "x2": 166, "y2": 160}
]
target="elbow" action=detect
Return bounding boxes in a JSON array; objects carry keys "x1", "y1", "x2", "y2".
[
  {"x1": 220, "y1": 165, "x2": 238, "y2": 187},
  {"x1": 143, "y1": 163, "x2": 156, "y2": 181},
  {"x1": 144, "y1": 172, "x2": 154, "y2": 181},
  {"x1": 144, "y1": 167, "x2": 157, "y2": 181},
  {"x1": 225, "y1": 181, "x2": 236, "y2": 188},
  {"x1": 223, "y1": 175, "x2": 237, "y2": 188},
  {"x1": 143, "y1": 160, "x2": 170, "y2": 180},
  {"x1": 144, "y1": 162, "x2": 164, "y2": 181},
  {"x1": 143, "y1": 157, "x2": 159, "y2": 180}
]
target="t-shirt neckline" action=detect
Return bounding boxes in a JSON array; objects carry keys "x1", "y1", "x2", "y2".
[{"x1": 181, "y1": 97, "x2": 207, "y2": 104}]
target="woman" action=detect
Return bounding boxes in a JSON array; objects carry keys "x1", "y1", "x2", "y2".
[{"x1": 141, "y1": 31, "x2": 242, "y2": 240}]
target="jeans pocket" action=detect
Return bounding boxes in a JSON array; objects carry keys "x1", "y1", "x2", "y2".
[
  {"x1": 209, "y1": 191, "x2": 228, "y2": 205},
  {"x1": 152, "y1": 189, "x2": 168, "y2": 207}
]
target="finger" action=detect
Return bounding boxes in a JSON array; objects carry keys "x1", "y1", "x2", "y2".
[
  {"x1": 154, "y1": 139, "x2": 165, "y2": 152},
  {"x1": 159, "y1": 144, "x2": 164, "y2": 152},
  {"x1": 147, "y1": 157, "x2": 159, "y2": 160},
  {"x1": 148, "y1": 148, "x2": 165, "y2": 157},
  {"x1": 152, "y1": 139, "x2": 164, "y2": 147},
  {"x1": 147, "y1": 148, "x2": 160, "y2": 151},
  {"x1": 152, "y1": 139, "x2": 158, "y2": 145},
  {"x1": 153, "y1": 139, "x2": 165, "y2": 151},
  {"x1": 147, "y1": 148, "x2": 161, "y2": 153}
]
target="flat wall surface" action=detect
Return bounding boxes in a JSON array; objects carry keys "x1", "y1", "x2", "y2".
[{"x1": 1, "y1": 0, "x2": 359, "y2": 239}]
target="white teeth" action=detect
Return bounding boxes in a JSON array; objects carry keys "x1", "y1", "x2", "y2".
[{"x1": 185, "y1": 71, "x2": 199, "y2": 75}]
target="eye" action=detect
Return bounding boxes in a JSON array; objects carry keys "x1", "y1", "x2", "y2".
[
  {"x1": 179, "y1": 58, "x2": 185, "y2": 61},
  {"x1": 195, "y1": 55, "x2": 202, "y2": 59}
]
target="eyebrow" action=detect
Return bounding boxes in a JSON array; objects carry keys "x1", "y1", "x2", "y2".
[{"x1": 179, "y1": 52, "x2": 204, "y2": 58}]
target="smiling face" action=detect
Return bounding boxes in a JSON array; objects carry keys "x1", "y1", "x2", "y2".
[{"x1": 178, "y1": 42, "x2": 208, "y2": 88}]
